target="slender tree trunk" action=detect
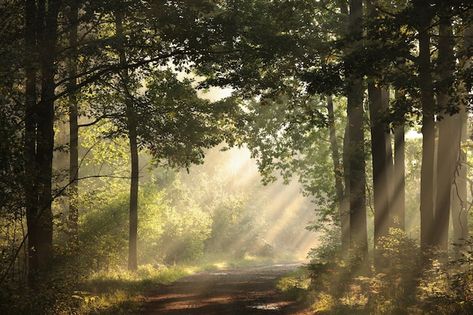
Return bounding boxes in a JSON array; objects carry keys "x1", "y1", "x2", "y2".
[
  {"x1": 116, "y1": 11, "x2": 139, "y2": 271},
  {"x1": 68, "y1": 0, "x2": 79, "y2": 245},
  {"x1": 347, "y1": 0, "x2": 367, "y2": 255},
  {"x1": 127, "y1": 122, "x2": 139, "y2": 271},
  {"x1": 24, "y1": 0, "x2": 38, "y2": 282},
  {"x1": 434, "y1": 10, "x2": 457, "y2": 251},
  {"x1": 416, "y1": 0, "x2": 435, "y2": 251},
  {"x1": 451, "y1": 116, "x2": 468, "y2": 251},
  {"x1": 393, "y1": 91, "x2": 406, "y2": 231},
  {"x1": 36, "y1": 0, "x2": 59, "y2": 271},
  {"x1": 368, "y1": 84, "x2": 394, "y2": 247},
  {"x1": 451, "y1": 22, "x2": 472, "y2": 253},
  {"x1": 342, "y1": 123, "x2": 351, "y2": 253},
  {"x1": 327, "y1": 96, "x2": 349, "y2": 251}
]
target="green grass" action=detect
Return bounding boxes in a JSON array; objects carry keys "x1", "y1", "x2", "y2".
[
  {"x1": 276, "y1": 266, "x2": 311, "y2": 300},
  {"x1": 76, "y1": 264, "x2": 192, "y2": 314}
]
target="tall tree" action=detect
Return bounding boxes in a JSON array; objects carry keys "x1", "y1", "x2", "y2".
[
  {"x1": 23, "y1": 0, "x2": 60, "y2": 282},
  {"x1": 433, "y1": 6, "x2": 457, "y2": 251},
  {"x1": 327, "y1": 96, "x2": 349, "y2": 251},
  {"x1": 24, "y1": 0, "x2": 40, "y2": 282},
  {"x1": 68, "y1": 0, "x2": 79, "y2": 245},
  {"x1": 415, "y1": 0, "x2": 436, "y2": 251},
  {"x1": 36, "y1": 0, "x2": 60, "y2": 275},
  {"x1": 346, "y1": 0, "x2": 367, "y2": 255},
  {"x1": 115, "y1": 9, "x2": 139, "y2": 271},
  {"x1": 393, "y1": 91, "x2": 406, "y2": 231},
  {"x1": 368, "y1": 84, "x2": 395, "y2": 244},
  {"x1": 366, "y1": 1, "x2": 395, "y2": 248},
  {"x1": 451, "y1": 21, "x2": 472, "y2": 253}
]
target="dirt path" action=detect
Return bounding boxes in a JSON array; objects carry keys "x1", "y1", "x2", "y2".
[{"x1": 142, "y1": 263, "x2": 310, "y2": 315}]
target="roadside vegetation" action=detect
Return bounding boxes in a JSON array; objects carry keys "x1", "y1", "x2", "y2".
[{"x1": 278, "y1": 230, "x2": 473, "y2": 314}]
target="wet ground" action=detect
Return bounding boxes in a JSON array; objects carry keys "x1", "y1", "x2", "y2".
[{"x1": 142, "y1": 263, "x2": 310, "y2": 315}]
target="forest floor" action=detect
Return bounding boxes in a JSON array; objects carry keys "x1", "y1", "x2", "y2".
[{"x1": 141, "y1": 262, "x2": 311, "y2": 315}]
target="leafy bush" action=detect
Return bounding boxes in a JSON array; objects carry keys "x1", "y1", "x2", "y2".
[{"x1": 418, "y1": 238, "x2": 473, "y2": 314}]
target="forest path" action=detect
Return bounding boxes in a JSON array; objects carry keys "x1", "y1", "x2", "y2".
[{"x1": 141, "y1": 262, "x2": 310, "y2": 315}]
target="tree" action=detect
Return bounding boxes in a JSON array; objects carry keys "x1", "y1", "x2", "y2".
[
  {"x1": 415, "y1": 0, "x2": 436, "y2": 251},
  {"x1": 67, "y1": 0, "x2": 80, "y2": 245},
  {"x1": 368, "y1": 85, "x2": 395, "y2": 245},
  {"x1": 451, "y1": 20, "x2": 472, "y2": 253},
  {"x1": 327, "y1": 96, "x2": 350, "y2": 251},
  {"x1": 433, "y1": 6, "x2": 458, "y2": 251},
  {"x1": 114, "y1": 8, "x2": 140, "y2": 271},
  {"x1": 346, "y1": 0, "x2": 367, "y2": 255},
  {"x1": 366, "y1": 1, "x2": 396, "y2": 251},
  {"x1": 393, "y1": 91, "x2": 406, "y2": 231},
  {"x1": 23, "y1": 0, "x2": 60, "y2": 282}
]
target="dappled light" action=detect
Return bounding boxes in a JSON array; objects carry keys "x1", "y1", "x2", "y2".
[{"x1": 1, "y1": 1, "x2": 472, "y2": 314}]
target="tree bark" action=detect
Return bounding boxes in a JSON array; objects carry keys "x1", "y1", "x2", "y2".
[
  {"x1": 393, "y1": 91, "x2": 405, "y2": 231},
  {"x1": 327, "y1": 96, "x2": 349, "y2": 251},
  {"x1": 368, "y1": 84, "x2": 394, "y2": 246},
  {"x1": 416, "y1": 0, "x2": 435, "y2": 251},
  {"x1": 24, "y1": 0, "x2": 59, "y2": 284},
  {"x1": 347, "y1": 0, "x2": 367, "y2": 256},
  {"x1": 451, "y1": 117, "x2": 468, "y2": 251},
  {"x1": 68, "y1": 0, "x2": 79, "y2": 246},
  {"x1": 24, "y1": 0, "x2": 39, "y2": 283},
  {"x1": 116, "y1": 11, "x2": 139, "y2": 271},
  {"x1": 451, "y1": 21, "x2": 472, "y2": 253},
  {"x1": 36, "y1": 0, "x2": 59, "y2": 272},
  {"x1": 433, "y1": 10, "x2": 457, "y2": 251}
]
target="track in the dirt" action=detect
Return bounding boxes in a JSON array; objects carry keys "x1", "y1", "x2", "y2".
[{"x1": 142, "y1": 263, "x2": 309, "y2": 315}]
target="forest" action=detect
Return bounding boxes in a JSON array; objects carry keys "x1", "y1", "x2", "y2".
[{"x1": 0, "y1": 0, "x2": 472, "y2": 314}]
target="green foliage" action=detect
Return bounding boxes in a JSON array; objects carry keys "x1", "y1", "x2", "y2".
[
  {"x1": 277, "y1": 267, "x2": 311, "y2": 301},
  {"x1": 418, "y1": 238, "x2": 473, "y2": 314},
  {"x1": 79, "y1": 180, "x2": 209, "y2": 268},
  {"x1": 205, "y1": 195, "x2": 262, "y2": 257},
  {"x1": 242, "y1": 94, "x2": 344, "y2": 227},
  {"x1": 301, "y1": 230, "x2": 473, "y2": 314},
  {"x1": 158, "y1": 203, "x2": 211, "y2": 264}
]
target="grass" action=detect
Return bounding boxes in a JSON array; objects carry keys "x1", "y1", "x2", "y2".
[
  {"x1": 76, "y1": 264, "x2": 192, "y2": 314},
  {"x1": 276, "y1": 266, "x2": 311, "y2": 301}
]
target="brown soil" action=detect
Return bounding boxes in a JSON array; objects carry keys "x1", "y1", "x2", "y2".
[{"x1": 141, "y1": 263, "x2": 311, "y2": 315}]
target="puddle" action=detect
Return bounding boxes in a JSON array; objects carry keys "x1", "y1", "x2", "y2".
[{"x1": 248, "y1": 303, "x2": 281, "y2": 310}]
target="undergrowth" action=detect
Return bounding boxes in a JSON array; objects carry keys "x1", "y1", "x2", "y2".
[{"x1": 277, "y1": 231, "x2": 473, "y2": 315}]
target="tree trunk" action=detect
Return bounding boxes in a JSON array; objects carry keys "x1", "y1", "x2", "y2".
[
  {"x1": 347, "y1": 0, "x2": 367, "y2": 256},
  {"x1": 24, "y1": 0, "x2": 59, "y2": 284},
  {"x1": 416, "y1": 0, "x2": 435, "y2": 251},
  {"x1": 116, "y1": 11, "x2": 139, "y2": 271},
  {"x1": 433, "y1": 11, "x2": 457, "y2": 251},
  {"x1": 24, "y1": 0, "x2": 39, "y2": 283},
  {"x1": 368, "y1": 84, "x2": 394, "y2": 247},
  {"x1": 393, "y1": 91, "x2": 406, "y2": 231},
  {"x1": 68, "y1": 0, "x2": 79, "y2": 246},
  {"x1": 451, "y1": 22, "x2": 472, "y2": 253},
  {"x1": 36, "y1": 0, "x2": 59, "y2": 272},
  {"x1": 342, "y1": 122, "x2": 351, "y2": 253},
  {"x1": 327, "y1": 96, "x2": 349, "y2": 251}
]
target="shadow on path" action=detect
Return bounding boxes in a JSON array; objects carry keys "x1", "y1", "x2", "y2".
[{"x1": 142, "y1": 263, "x2": 310, "y2": 315}]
